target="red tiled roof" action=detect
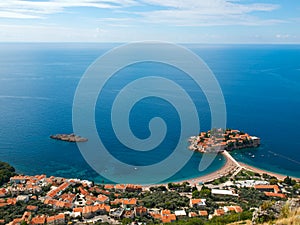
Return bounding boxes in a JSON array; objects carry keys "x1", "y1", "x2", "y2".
[
  {"x1": 126, "y1": 184, "x2": 142, "y2": 190},
  {"x1": 124, "y1": 210, "x2": 134, "y2": 216},
  {"x1": 22, "y1": 211, "x2": 31, "y2": 221},
  {"x1": 97, "y1": 194, "x2": 109, "y2": 202},
  {"x1": 89, "y1": 186, "x2": 102, "y2": 193},
  {"x1": 100, "y1": 190, "x2": 110, "y2": 196},
  {"x1": 0, "y1": 188, "x2": 7, "y2": 196},
  {"x1": 0, "y1": 203, "x2": 8, "y2": 207},
  {"x1": 26, "y1": 205, "x2": 38, "y2": 211},
  {"x1": 73, "y1": 207, "x2": 83, "y2": 213},
  {"x1": 215, "y1": 209, "x2": 225, "y2": 216},
  {"x1": 46, "y1": 216, "x2": 56, "y2": 223},
  {"x1": 264, "y1": 192, "x2": 286, "y2": 198},
  {"x1": 47, "y1": 182, "x2": 70, "y2": 198},
  {"x1": 233, "y1": 206, "x2": 243, "y2": 213},
  {"x1": 12, "y1": 218, "x2": 23, "y2": 224},
  {"x1": 104, "y1": 184, "x2": 115, "y2": 190},
  {"x1": 60, "y1": 193, "x2": 76, "y2": 202},
  {"x1": 199, "y1": 210, "x2": 208, "y2": 216},
  {"x1": 161, "y1": 209, "x2": 171, "y2": 215},
  {"x1": 30, "y1": 215, "x2": 46, "y2": 224},
  {"x1": 191, "y1": 199, "x2": 205, "y2": 205},
  {"x1": 44, "y1": 198, "x2": 72, "y2": 208},
  {"x1": 55, "y1": 214, "x2": 65, "y2": 220},
  {"x1": 122, "y1": 198, "x2": 137, "y2": 205},
  {"x1": 135, "y1": 206, "x2": 147, "y2": 214},
  {"x1": 225, "y1": 206, "x2": 236, "y2": 211},
  {"x1": 111, "y1": 199, "x2": 122, "y2": 205},
  {"x1": 115, "y1": 184, "x2": 126, "y2": 190},
  {"x1": 10, "y1": 175, "x2": 28, "y2": 180},
  {"x1": 161, "y1": 214, "x2": 176, "y2": 223},
  {"x1": 79, "y1": 186, "x2": 89, "y2": 196},
  {"x1": 189, "y1": 212, "x2": 198, "y2": 217},
  {"x1": 47, "y1": 213, "x2": 65, "y2": 223},
  {"x1": 254, "y1": 185, "x2": 280, "y2": 193},
  {"x1": 7, "y1": 198, "x2": 17, "y2": 205},
  {"x1": 82, "y1": 206, "x2": 93, "y2": 214},
  {"x1": 150, "y1": 213, "x2": 161, "y2": 219}
]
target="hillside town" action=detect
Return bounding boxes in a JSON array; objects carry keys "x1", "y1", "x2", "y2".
[
  {"x1": 0, "y1": 167, "x2": 299, "y2": 225},
  {"x1": 189, "y1": 129, "x2": 261, "y2": 153}
]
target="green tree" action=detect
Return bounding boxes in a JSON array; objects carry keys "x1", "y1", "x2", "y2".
[
  {"x1": 122, "y1": 218, "x2": 132, "y2": 225},
  {"x1": 269, "y1": 178, "x2": 278, "y2": 185},
  {"x1": 199, "y1": 186, "x2": 211, "y2": 197},
  {"x1": 20, "y1": 221, "x2": 28, "y2": 225},
  {"x1": 0, "y1": 161, "x2": 16, "y2": 186}
]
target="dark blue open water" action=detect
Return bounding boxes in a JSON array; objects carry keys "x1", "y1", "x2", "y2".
[{"x1": 0, "y1": 43, "x2": 299, "y2": 183}]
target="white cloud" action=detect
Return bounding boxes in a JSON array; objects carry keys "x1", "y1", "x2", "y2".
[
  {"x1": 0, "y1": 0, "x2": 293, "y2": 42},
  {"x1": 141, "y1": 0, "x2": 278, "y2": 13},
  {"x1": 0, "y1": 11, "x2": 41, "y2": 19},
  {"x1": 275, "y1": 34, "x2": 291, "y2": 39},
  {"x1": 0, "y1": 0, "x2": 138, "y2": 19},
  {"x1": 134, "y1": 0, "x2": 281, "y2": 26},
  {"x1": 0, "y1": 0, "x2": 280, "y2": 22}
]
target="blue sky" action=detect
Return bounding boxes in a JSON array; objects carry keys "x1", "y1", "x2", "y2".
[{"x1": 0, "y1": 0, "x2": 299, "y2": 43}]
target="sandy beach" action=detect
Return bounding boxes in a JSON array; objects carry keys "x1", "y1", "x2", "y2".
[
  {"x1": 180, "y1": 151, "x2": 240, "y2": 186},
  {"x1": 143, "y1": 150, "x2": 299, "y2": 188},
  {"x1": 143, "y1": 151, "x2": 240, "y2": 188},
  {"x1": 177, "y1": 151, "x2": 300, "y2": 186}
]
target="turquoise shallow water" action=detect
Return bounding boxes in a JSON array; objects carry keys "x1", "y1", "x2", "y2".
[{"x1": 0, "y1": 43, "x2": 299, "y2": 183}]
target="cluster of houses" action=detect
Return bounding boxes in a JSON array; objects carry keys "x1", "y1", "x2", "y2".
[
  {"x1": 0, "y1": 173, "x2": 289, "y2": 225},
  {"x1": 0, "y1": 212, "x2": 65, "y2": 225},
  {"x1": 189, "y1": 129, "x2": 260, "y2": 152}
]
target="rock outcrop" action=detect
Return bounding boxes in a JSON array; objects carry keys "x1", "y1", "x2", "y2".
[{"x1": 50, "y1": 133, "x2": 88, "y2": 142}]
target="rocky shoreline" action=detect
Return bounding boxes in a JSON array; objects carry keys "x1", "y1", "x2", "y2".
[{"x1": 50, "y1": 133, "x2": 88, "y2": 142}]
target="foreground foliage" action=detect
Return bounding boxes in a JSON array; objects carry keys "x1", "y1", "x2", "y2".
[{"x1": 0, "y1": 161, "x2": 16, "y2": 186}]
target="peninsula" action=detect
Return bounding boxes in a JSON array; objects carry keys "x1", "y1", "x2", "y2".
[
  {"x1": 189, "y1": 128, "x2": 260, "y2": 153},
  {"x1": 50, "y1": 133, "x2": 88, "y2": 142}
]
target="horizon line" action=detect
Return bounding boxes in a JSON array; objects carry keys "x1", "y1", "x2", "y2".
[{"x1": 1, "y1": 41, "x2": 300, "y2": 45}]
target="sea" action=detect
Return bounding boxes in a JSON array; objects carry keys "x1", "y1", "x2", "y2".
[{"x1": 0, "y1": 43, "x2": 299, "y2": 184}]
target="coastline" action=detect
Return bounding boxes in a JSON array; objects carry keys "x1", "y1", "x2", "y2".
[
  {"x1": 239, "y1": 162, "x2": 300, "y2": 182},
  {"x1": 174, "y1": 151, "x2": 300, "y2": 187},
  {"x1": 144, "y1": 151, "x2": 299, "y2": 188},
  {"x1": 143, "y1": 151, "x2": 240, "y2": 188},
  {"x1": 175, "y1": 151, "x2": 240, "y2": 186},
  {"x1": 9, "y1": 151, "x2": 299, "y2": 187}
]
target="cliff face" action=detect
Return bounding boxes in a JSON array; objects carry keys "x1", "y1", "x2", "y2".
[{"x1": 252, "y1": 199, "x2": 300, "y2": 224}]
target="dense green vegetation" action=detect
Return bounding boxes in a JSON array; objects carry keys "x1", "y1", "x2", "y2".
[
  {"x1": 192, "y1": 185, "x2": 268, "y2": 214},
  {"x1": 0, "y1": 161, "x2": 16, "y2": 186},
  {"x1": 237, "y1": 187, "x2": 268, "y2": 209},
  {"x1": 141, "y1": 211, "x2": 253, "y2": 225},
  {"x1": 149, "y1": 185, "x2": 168, "y2": 192},
  {"x1": 192, "y1": 185, "x2": 211, "y2": 198},
  {"x1": 141, "y1": 191, "x2": 189, "y2": 210},
  {"x1": 283, "y1": 176, "x2": 296, "y2": 186},
  {"x1": 168, "y1": 182, "x2": 192, "y2": 192},
  {"x1": 234, "y1": 169, "x2": 260, "y2": 180},
  {"x1": 206, "y1": 211, "x2": 253, "y2": 225}
]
